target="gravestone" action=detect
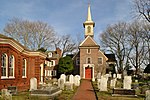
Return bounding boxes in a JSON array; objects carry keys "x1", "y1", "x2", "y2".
[
  {"x1": 74, "y1": 75, "x2": 80, "y2": 86},
  {"x1": 60, "y1": 74, "x2": 66, "y2": 83},
  {"x1": 99, "y1": 76, "x2": 108, "y2": 91},
  {"x1": 117, "y1": 74, "x2": 122, "y2": 79},
  {"x1": 69, "y1": 74, "x2": 74, "y2": 84},
  {"x1": 113, "y1": 74, "x2": 116, "y2": 78},
  {"x1": 97, "y1": 73, "x2": 101, "y2": 79},
  {"x1": 123, "y1": 76, "x2": 132, "y2": 89},
  {"x1": 145, "y1": 90, "x2": 150, "y2": 100},
  {"x1": 1, "y1": 89, "x2": 12, "y2": 100},
  {"x1": 97, "y1": 79, "x2": 101, "y2": 89},
  {"x1": 30, "y1": 77, "x2": 37, "y2": 91},
  {"x1": 110, "y1": 78, "x2": 117, "y2": 88},
  {"x1": 58, "y1": 78, "x2": 65, "y2": 90},
  {"x1": 65, "y1": 82, "x2": 73, "y2": 91}
]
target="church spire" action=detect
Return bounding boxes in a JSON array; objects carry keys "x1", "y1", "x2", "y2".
[
  {"x1": 87, "y1": 4, "x2": 92, "y2": 21},
  {"x1": 83, "y1": 4, "x2": 95, "y2": 38}
]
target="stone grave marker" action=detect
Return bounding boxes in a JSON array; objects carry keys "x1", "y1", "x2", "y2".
[
  {"x1": 60, "y1": 74, "x2": 66, "y2": 83},
  {"x1": 99, "y1": 76, "x2": 108, "y2": 91},
  {"x1": 117, "y1": 74, "x2": 122, "y2": 79},
  {"x1": 74, "y1": 75, "x2": 80, "y2": 86},
  {"x1": 97, "y1": 72, "x2": 101, "y2": 79},
  {"x1": 123, "y1": 76, "x2": 132, "y2": 89},
  {"x1": 69, "y1": 74, "x2": 74, "y2": 84},
  {"x1": 30, "y1": 77, "x2": 37, "y2": 91},
  {"x1": 1, "y1": 89, "x2": 12, "y2": 100},
  {"x1": 65, "y1": 82, "x2": 73, "y2": 91},
  {"x1": 58, "y1": 78, "x2": 65, "y2": 90},
  {"x1": 113, "y1": 74, "x2": 116, "y2": 78},
  {"x1": 110, "y1": 78, "x2": 117, "y2": 88},
  {"x1": 145, "y1": 90, "x2": 150, "y2": 100}
]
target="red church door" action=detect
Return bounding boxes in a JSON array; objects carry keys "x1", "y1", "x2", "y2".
[{"x1": 85, "y1": 67, "x2": 92, "y2": 79}]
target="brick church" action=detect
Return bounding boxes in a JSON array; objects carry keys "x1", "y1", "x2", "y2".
[{"x1": 73, "y1": 5, "x2": 108, "y2": 81}]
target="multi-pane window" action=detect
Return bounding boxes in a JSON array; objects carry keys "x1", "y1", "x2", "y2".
[
  {"x1": 98, "y1": 57, "x2": 103, "y2": 64},
  {"x1": 9, "y1": 55, "x2": 14, "y2": 77},
  {"x1": 87, "y1": 57, "x2": 91, "y2": 64},
  {"x1": 1, "y1": 53, "x2": 7, "y2": 77},
  {"x1": 52, "y1": 70, "x2": 57, "y2": 76},
  {"x1": 22, "y1": 59, "x2": 27, "y2": 78}
]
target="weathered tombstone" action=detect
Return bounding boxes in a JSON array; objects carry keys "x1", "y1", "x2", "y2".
[
  {"x1": 145, "y1": 90, "x2": 150, "y2": 100},
  {"x1": 58, "y1": 78, "x2": 65, "y2": 90},
  {"x1": 97, "y1": 72, "x2": 101, "y2": 79},
  {"x1": 74, "y1": 75, "x2": 80, "y2": 86},
  {"x1": 123, "y1": 76, "x2": 132, "y2": 89},
  {"x1": 69, "y1": 74, "x2": 74, "y2": 84},
  {"x1": 30, "y1": 77, "x2": 37, "y2": 91},
  {"x1": 117, "y1": 74, "x2": 122, "y2": 79},
  {"x1": 97, "y1": 79, "x2": 101, "y2": 89},
  {"x1": 1, "y1": 89, "x2": 12, "y2": 100},
  {"x1": 113, "y1": 74, "x2": 116, "y2": 78},
  {"x1": 110, "y1": 78, "x2": 117, "y2": 88},
  {"x1": 99, "y1": 76, "x2": 108, "y2": 91},
  {"x1": 65, "y1": 82, "x2": 73, "y2": 91},
  {"x1": 60, "y1": 74, "x2": 66, "y2": 83}
]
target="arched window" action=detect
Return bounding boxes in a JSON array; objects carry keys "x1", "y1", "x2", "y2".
[
  {"x1": 87, "y1": 57, "x2": 91, "y2": 64},
  {"x1": 1, "y1": 53, "x2": 8, "y2": 78},
  {"x1": 9, "y1": 55, "x2": 15, "y2": 77},
  {"x1": 22, "y1": 59, "x2": 27, "y2": 78},
  {"x1": 87, "y1": 26, "x2": 91, "y2": 33}
]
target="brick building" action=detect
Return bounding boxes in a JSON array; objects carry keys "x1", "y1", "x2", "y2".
[
  {"x1": 0, "y1": 34, "x2": 47, "y2": 91},
  {"x1": 73, "y1": 5, "x2": 108, "y2": 81}
]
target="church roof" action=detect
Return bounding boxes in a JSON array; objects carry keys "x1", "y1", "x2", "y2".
[{"x1": 79, "y1": 36, "x2": 99, "y2": 47}]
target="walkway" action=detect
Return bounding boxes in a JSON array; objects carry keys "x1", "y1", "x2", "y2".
[{"x1": 72, "y1": 79, "x2": 97, "y2": 100}]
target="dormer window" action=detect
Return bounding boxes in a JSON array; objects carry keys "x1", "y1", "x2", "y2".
[{"x1": 48, "y1": 52, "x2": 52, "y2": 58}]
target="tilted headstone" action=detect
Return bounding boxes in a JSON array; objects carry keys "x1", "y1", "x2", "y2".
[
  {"x1": 117, "y1": 74, "x2": 122, "y2": 79},
  {"x1": 60, "y1": 74, "x2": 66, "y2": 83},
  {"x1": 110, "y1": 78, "x2": 117, "y2": 88},
  {"x1": 74, "y1": 75, "x2": 80, "y2": 86},
  {"x1": 58, "y1": 78, "x2": 65, "y2": 90},
  {"x1": 69, "y1": 74, "x2": 74, "y2": 84},
  {"x1": 145, "y1": 90, "x2": 150, "y2": 100},
  {"x1": 30, "y1": 77, "x2": 37, "y2": 91},
  {"x1": 123, "y1": 76, "x2": 132, "y2": 89},
  {"x1": 99, "y1": 76, "x2": 108, "y2": 91}
]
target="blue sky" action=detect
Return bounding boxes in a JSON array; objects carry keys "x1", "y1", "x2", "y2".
[{"x1": 0, "y1": 0, "x2": 133, "y2": 41}]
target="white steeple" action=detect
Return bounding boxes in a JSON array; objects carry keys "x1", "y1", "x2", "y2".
[{"x1": 83, "y1": 4, "x2": 95, "y2": 38}]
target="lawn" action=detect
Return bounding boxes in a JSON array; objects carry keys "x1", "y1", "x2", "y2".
[{"x1": 92, "y1": 81, "x2": 145, "y2": 100}]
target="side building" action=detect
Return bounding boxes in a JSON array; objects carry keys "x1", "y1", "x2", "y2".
[{"x1": 0, "y1": 34, "x2": 47, "y2": 91}]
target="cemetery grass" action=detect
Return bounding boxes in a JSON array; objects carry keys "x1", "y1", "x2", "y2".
[{"x1": 92, "y1": 81, "x2": 145, "y2": 100}]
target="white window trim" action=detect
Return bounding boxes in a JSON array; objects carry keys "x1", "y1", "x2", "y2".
[
  {"x1": 22, "y1": 59, "x2": 27, "y2": 78},
  {"x1": 9, "y1": 55, "x2": 15, "y2": 78},
  {"x1": 1, "y1": 53, "x2": 8, "y2": 79}
]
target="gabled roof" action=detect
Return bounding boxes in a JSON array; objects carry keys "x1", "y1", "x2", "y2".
[
  {"x1": 105, "y1": 54, "x2": 117, "y2": 62},
  {"x1": 79, "y1": 36, "x2": 99, "y2": 47}
]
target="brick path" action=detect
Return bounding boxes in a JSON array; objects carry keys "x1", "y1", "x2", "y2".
[{"x1": 72, "y1": 79, "x2": 97, "y2": 100}]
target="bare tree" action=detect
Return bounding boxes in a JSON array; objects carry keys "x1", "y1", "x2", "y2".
[
  {"x1": 100, "y1": 22, "x2": 130, "y2": 74},
  {"x1": 127, "y1": 20, "x2": 149, "y2": 74},
  {"x1": 3, "y1": 18, "x2": 55, "y2": 51},
  {"x1": 52, "y1": 34, "x2": 77, "y2": 56},
  {"x1": 133, "y1": 0, "x2": 150, "y2": 22}
]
